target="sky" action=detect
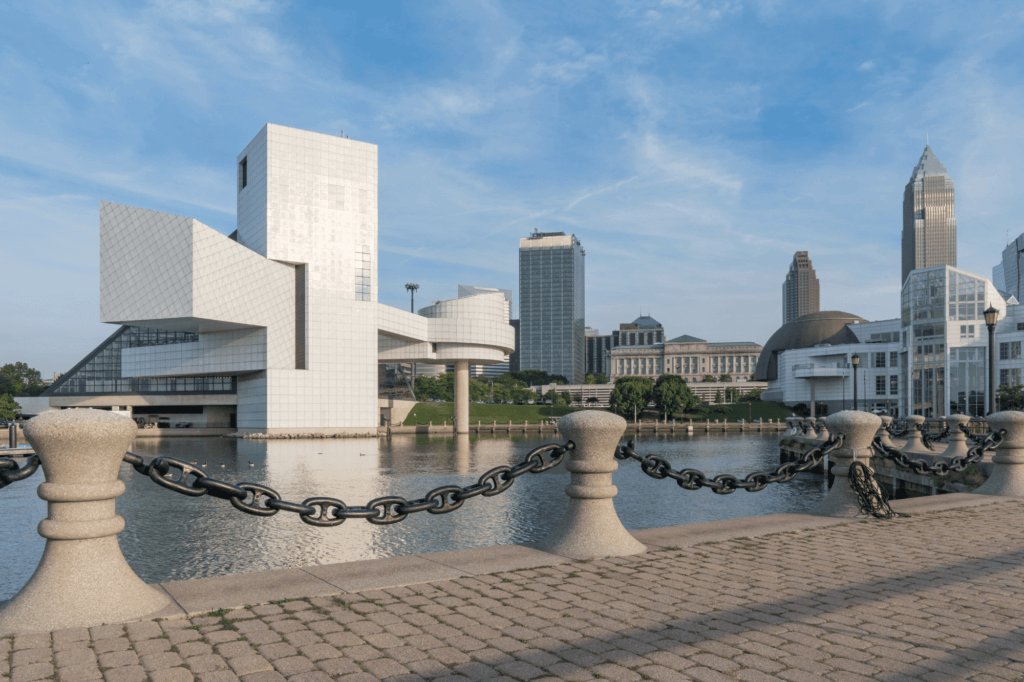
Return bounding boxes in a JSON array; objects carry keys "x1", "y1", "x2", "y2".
[{"x1": 3, "y1": 0, "x2": 1024, "y2": 378}]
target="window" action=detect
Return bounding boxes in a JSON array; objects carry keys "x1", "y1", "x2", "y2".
[
  {"x1": 1017, "y1": 322, "x2": 1024, "y2": 331},
  {"x1": 1000, "y1": 342, "x2": 1010, "y2": 360},
  {"x1": 238, "y1": 157, "x2": 247, "y2": 191},
  {"x1": 1014, "y1": 368, "x2": 1022, "y2": 385},
  {"x1": 874, "y1": 352, "x2": 886, "y2": 368},
  {"x1": 1000, "y1": 369, "x2": 1010, "y2": 387},
  {"x1": 890, "y1": 351, "x2": 898, "y2": 368},
  {"x1": 876, "y1": 376, "x2": 886, "y2": 395},
  {"x1": 890, "y1": 375, "x2": 899, "y2": 395},
  {"x1": 1014, "y1": 341, "x2": 1021, "y2": 360}
]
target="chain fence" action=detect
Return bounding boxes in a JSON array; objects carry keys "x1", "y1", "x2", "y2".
[
  {"x1": 0, "y1": 455, "x2": 40, "y2": 491},
  {"x1": 872, "y1": 429, "x2": 1002, "y2": 475},
  {"x1": 848, "y1": 460, "x2": 899, "y2": 519},
  {"x1": 917, "y1": 423, "x2": 950, "y2": 451},
  {"x1": 121, "y1": 441, "x2": 573, "y2": 526},
  {"x1": 959, "y1": 422, "x2": 987, "y2": 445},
  {"x1": 614, "y1": 435, "x2": 844, "y2": 495}
]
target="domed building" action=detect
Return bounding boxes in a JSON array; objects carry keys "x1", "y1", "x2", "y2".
[{"x1": 755, "y1": 311, "x2": 867, "y2": 382}]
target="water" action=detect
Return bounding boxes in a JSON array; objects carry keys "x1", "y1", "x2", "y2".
[{"x1": 0, "y1": 432, "x2": 824, "y2": 600}]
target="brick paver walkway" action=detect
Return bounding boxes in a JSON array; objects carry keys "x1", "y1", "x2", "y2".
[{"x1": 5, "y1": 501, "x2": 1024, "y2": 682}]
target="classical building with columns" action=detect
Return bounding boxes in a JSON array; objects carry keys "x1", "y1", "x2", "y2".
[
  {"x1": 606, "y1": 316, "x2": 763, "y2": 382},
  {"x1": 41, "y1": 123, "x2": 513, "y2": 435}
]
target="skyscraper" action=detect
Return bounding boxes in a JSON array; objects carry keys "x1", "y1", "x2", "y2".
[
  {"x1": 519, "y1": 231, "x2": 585, "y2": 383},
  {"x1": 902, "y1": 145, "x2": 957, "y2": 285},
  {"x1": 782, "y1": 251, "x2": 820, "y2": 324}
]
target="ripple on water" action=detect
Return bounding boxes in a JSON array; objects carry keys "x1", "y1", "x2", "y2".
[{"x1": 0, "y1": 432, "x2": 825, "y2": 600}]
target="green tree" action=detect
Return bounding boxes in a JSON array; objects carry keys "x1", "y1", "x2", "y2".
[
  {"x1": 702, "y1": 374, "x2": 716, "y2": 382},
  {"x1": 595, "y1": 373, "x2": 608, "y2": 384},
  {"x1": 0, "y1": 394, "x2": 19, "y2": 420},
  {"x1": 0, "y1": 363, "x2": 46, "y2": 397},
  {"x1": 719, "y1": 373, "x2": 732, "y2": 382},
  {"x1": 609, "y1": 377, "x2": 654, "y2": 422},
  {"x1": 738, "y1": 388, "x2": 764, "y2": 403},
  {"x1": 652, "y1": 375, "x2": 697, "y2": 419},
  {"x1": 997, "y1": 384, "x2": 1024, "y2": 411},
  {"x1": 715, "y1": 389, "x2": 722, "y2": 404},
  {"x1": 571, "y1": 392, "x2": 582, "y2": 405},
  {"x1": 560, "y1": 390, "x2": 572, "y2": 406},
  {"x1": 584, "y1": 374, "x2": 597, "y2": 385}
]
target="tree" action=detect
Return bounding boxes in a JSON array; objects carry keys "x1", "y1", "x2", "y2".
[
  {"x1": 702, "y1": 374, "x2": 716, "y2": 382},
  {"x1": 997, "y1": 384, "x2": 1024, "y2": 411},
  {"x1": 738, "y1": 388, "x2": 764, "y2": 403},
  {"x1": 719, "y1": 374, "x2": 732, "y2": 382},
  {"x1": 652, "y1": 375, "x2": 697, "y2": 419},
  {"x1": 584, "y1": 374, "x2": 597, "y2": 385},
  {"x1": 714, "y1": 389, "x2": 722, "y2": 404},
  {"x1": 595, "y1": 373, "x2": 608, "y2": 384},
  {"x1": 0, "y1": 394, "x2": 19, "y2": 420},
  {"x1": 571, "y1": 392, "x2": 582, "y2": 406},
  {"x1": 0, "y1": 363, "x2": 46, "y2": 397},
  {"x1": 609, "y1": 377, "x2": 654, "y2": 422}
]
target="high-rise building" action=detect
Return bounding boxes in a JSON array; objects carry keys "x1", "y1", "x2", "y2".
[
  {"x1": 782, "y1": 252, "x2": 820, "y2": 324},
  {"x1": 519, "y1": 231, "x2": 585, "y2": 383},
  {"x1": 993, "y1": 262, "x2": 1006, "y2": 293},
  {"x1": 902, "y1": 145, "x2": 957, "y2": 285},
  {"x1": 585, "y1": 329, "x2": 611, "y2": 378},
  {"x1": 999, "y1": 235, "x2": 1024, "y2": 301}
]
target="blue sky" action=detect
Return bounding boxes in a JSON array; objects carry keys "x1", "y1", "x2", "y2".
[{"x1": 4, "y1": 0, "x2": 1024, "y2": 378}]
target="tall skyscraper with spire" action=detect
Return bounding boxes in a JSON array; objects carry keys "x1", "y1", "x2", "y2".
[
  {"x1": 782, "y1": 251, "x2": 820, "y2": 324},
  {"x1": 902, "y1": 145, "x2": 956, "y2": 285}
]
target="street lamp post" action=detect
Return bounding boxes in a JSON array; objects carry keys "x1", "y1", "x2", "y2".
[
  {"x1": 985, "y1": 306, "x2": 999, "y2": 414},
  {"x1": 851, "y1": 353, "x2": 860, "y2": 412},
  {"x1": 404, "y1": 283, "x2": 419, "y2": 313}
]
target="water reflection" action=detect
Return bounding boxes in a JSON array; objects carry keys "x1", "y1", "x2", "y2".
[{"x1": 0, "y1": 432, "x2": 824, "y2": 600}]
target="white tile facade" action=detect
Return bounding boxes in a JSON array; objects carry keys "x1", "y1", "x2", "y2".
[{"x1": 99, "y1": 123, "x2": 514, "y2": 434}]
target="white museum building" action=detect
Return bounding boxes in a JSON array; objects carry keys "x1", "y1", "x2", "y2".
[{"x1": 35, "y1": 124, "x2": 513, "y2": 435}]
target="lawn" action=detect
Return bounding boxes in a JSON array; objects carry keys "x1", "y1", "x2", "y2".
[
  {"x1": 401, "y1": 402, "x2": 586, "y2": 425},
  {"x1": 401, "y1": 400, "x2": 792, "y2": 425}
]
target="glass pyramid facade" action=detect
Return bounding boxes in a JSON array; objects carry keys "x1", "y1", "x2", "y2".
[{"x1": 45, "y1": 326, "x2": 236, "y2": 396}]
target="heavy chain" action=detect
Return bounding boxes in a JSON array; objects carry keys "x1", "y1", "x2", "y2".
[
  {"x1": 916, "y1": 423, "x2": 950, "y2": 451},
  {"x1": 0, "y1": 455, "x2": 41, "y2": 491},
  {"x1": 887, "y1": 421, "x2": 909, "y2": 439},
  {"x1": 614, "y1": 435, "x2": 844, "y2": 494},
  {"x1": 848, "y1": 460, "x2": 898, "y2": 519},
  {"x1": 871, "y1": 429, "x2": 1002, "y2": 475},
  {"x1": 122, "y1": 441, "x2": 573, "y2": 526},
  {"x1": 958, "y1": 422, "x2": 986, "y2": 445}
]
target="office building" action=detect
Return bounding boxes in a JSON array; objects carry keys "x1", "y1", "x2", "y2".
[
  {"x1": 902, "y1": 145, "x2": 957, "y2": 285},
  {"x1": 993, "y1": 262, "x2": 1006, "y2": 293},
  {"x1": 42, "y1": 124, "x2": 513, "y2": 434},
  {"x1": 998, "y1": 236, "x2": 1024, "y2": 302},
  {"x1": 585, "y1": 331, "x2": 611, "y2": 377},
  {"x1": 509, "y1": 320, "x2": 520, "y2": 372},
  {"x1": 782, "y1": 251, "x2": 820, "y2": 324},
  {"x1": 518, "y1": 231, "x2": 585, "y2": 383}
]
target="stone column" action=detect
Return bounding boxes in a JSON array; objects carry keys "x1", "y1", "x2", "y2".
[
  {"x1": 815, "y1": 417, "x2": 829, "y2": 442},
  {"x1": 942, "y1": 414, "x2": 971, "y2": 458},
  {"x1": 901, "y1": 415, "x2": 931, "y2": 455},
  {"x1": 0, "y1": 410, "x2": 170, "y2": 636},
  {"x1": 534, "y1": 411, "x2": 647, "y2": 559},
  {"x1": 454, "y1": 360, "x2": 470, "y2": 435},
  {"x1": 973, "y1": 412, "x2": 1024, "y2": 497},
  {"x1": 810, "y1": 410, "x2": 882, "y2": 517},
  {"x1": 876, "y1": 415, "x2": 896, "y2": 449}
]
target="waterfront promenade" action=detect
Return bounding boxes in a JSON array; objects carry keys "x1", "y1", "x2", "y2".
[{"x1": 4, "y1": 494, "x2": 1024, "y2": 682}]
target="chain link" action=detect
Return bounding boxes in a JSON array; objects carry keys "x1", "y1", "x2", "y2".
[
  {"x1": 886, "y1": 421, "x2": 909, "y2": 439},
  {"x1": 614, "y1": 435, "x2": 844, "y2": 494},
  {"x1": 121, "y1": 441, "x2": 574, "y2": 526},
  {"x1": 871, "y1": 429, "x2": 1002, "y2": 475},
  {"x1": 0, "y1": 455, "x2": 41, "y2": 491},
  {"x1": 958, "y1": 422, "x2": 986, "y2": 445},
  {"x1": 848, "y1": 460, "x2": 899, "y2": 519}
]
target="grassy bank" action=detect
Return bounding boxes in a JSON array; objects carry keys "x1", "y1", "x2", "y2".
[
  {"x1": 402, "y1": 402, "x2": 585, "y2": 425},
  {"x1": 401, "y1": 400, "x2": 792, "y2": 426}
]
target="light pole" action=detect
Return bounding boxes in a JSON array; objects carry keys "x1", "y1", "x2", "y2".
[
  {"x1": 851, "y1": 353, "x2": 860, "y2": 412},
  {"x1": 985, "y1": 306, "x2": 999, "y2": 414},
  {"x1": 405, "y1": 283, "x2": 419, "y2": 313},
  {"x1": 488, "y1": 379, "x2": 493, "y2": 404}
]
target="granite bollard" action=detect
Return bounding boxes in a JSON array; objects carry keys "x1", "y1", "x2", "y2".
[
  {"x1": 900, "y1": 415, "x2": 932, "y2": 455},
  {"x1": 810, "y1": 410, "x2": 882, "y2": 517},
  {"x1": 973, "y1": 411, "x2": 1024, "y2": 497},
  {"x1": 803, "y1": 418, "x2": 817, "y2": 440},
  {"x1": 876, "y1": 415, "x2": 896, "y2": 449},
  {"x1": 0, "y1": 410, "x2": 170, "y2": 636},
  {"x1": 815, "y1": 417, "x2": 829, "y2": 442},
  {"x1": 942, "y1": 414, "x2": 971, "y2": 459},
  {"x1": 533, "y1": 410, "x2": 646, "y2": 559}
]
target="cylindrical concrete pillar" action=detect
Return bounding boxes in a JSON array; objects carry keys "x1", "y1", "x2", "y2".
[
  {"x1": 8, "y1": 423, "x2": 16, "y2": 449},
  {"x1": 815, "y1": 417, "x2": 829, "y2": 442},
  {"x1": 454, "y1": 360, "x2": 470, "y2": 435},
  {"x1": 942, "y1": 414, "x2": 971, "y2": 459},
  {"x1": 973, "y1": 412, "x2": 1024, "y2": 496},
  {"x1": 876, "y1": 415, "x2": 896, "y2": 449},
  {"x1": 901, "y1": 415, "x2": 931, "y2": 455},
  {"x1": 810, "y1": 410, "x2": 882, "y2": 517},
  {"x1": 0, "y1": 410, "x2": 169, "y2": 636},
  {"x1": 533, "y1": 411, "x2": 647, "y2": 559}
]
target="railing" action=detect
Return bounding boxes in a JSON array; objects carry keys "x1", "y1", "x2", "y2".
[
  {"x1": 1, "y1": 407, "x2": 1020, "y2": 637},
  {"x1": 792, "y1": 362, "x2": 851, "y2": 370}
]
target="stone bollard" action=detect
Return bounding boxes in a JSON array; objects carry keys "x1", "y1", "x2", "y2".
[
  {"x1": 815, "y1": 417, "x2": 829, "y2": 441},
  {"x1": 804, "y1": 418, "x2": 818, "y2": 440},
  {"x1": 901, "y1": 415, "x2": 931, "y2": 454},
  {"x1": 785, "y1": 417, "x2": 796, "y2": 436},
  {"x1": 973, "y1": 412, "x2": 1024, "y2": 496},
  {"x1": 8, "y1": 423, "x2": 16, "y2": 448},
  {"x1": 942, "y1": 414, "x2": 971, "y2": 459},
  {"x1": 533, "y1": 411, "x2": 647, "y2": 559},
  {"x1": 876, "y1": 415, "x2": 896, "y2": 449},
  {"x1": 810, "y1": 410, "x2": 882, "y2": 517},
  {"x1": 0, "y1": 410, "x2": 170, "y2": 636}
]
